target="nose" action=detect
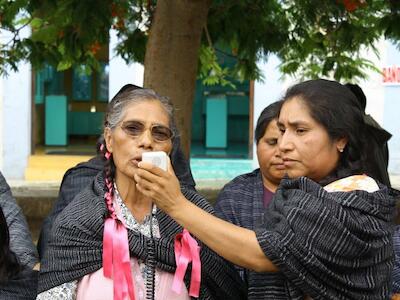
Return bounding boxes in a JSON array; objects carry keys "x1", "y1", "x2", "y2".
[
  {"x1": 137, "y1": 128, "x2": 153, "y2": 149},
  {"x1": 274, "y1": 146, "x2": 283, "y2": 158},
  {"x1": 278, "y1": 130, "x2": 294, "y2": 153}
]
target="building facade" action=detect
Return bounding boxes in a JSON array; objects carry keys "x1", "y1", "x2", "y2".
[{"x1": 0, "y1": 29, "x2": 399, "y2": 179}]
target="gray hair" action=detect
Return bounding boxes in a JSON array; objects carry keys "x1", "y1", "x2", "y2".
[{"x1": 104, "y1": 87, "x2": 177, "y2": 137}]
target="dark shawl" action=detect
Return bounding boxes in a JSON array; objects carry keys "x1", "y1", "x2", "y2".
[
  {"x1": 38, "y1": 136, "x2": 196, "y2": 258},
  {"x1": 215, "y1": 169, "x2": 265, "y2": 231},
  {"x1": 392, "y1": 225, "x2": 400, "y2": 293},
  {"x1": 363, "y1": 114, "x2": 392, "y2": 187},
  {"x1": 0, "y1": 171, "x2": 38, "y2": 299},
  {"x1": 0, "y1": 269, "x2": 38, "y2": 300},
  {"x1": 214, "y1": 169, "x2": 296, "y2": 299},
  {"x1": 38, "y1": 173, "x2": 246, "y2": 299},
  {"x1": 255, "y1": 176, "x2": 397, "y2": 299},
  {"x1": 0, "y1": 171, "x2": 38, "y2": 268}
]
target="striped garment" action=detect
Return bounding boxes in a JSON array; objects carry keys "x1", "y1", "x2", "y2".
[
  {"x1": 255, "y1": 176, "x2": 397, "y2": 299},
  {"x1": 0, "y1": 268, "x2": 38, "y2": 300},
  {"x1": 0, "y1": 171, "x2": 39, "y2": 299},
  {"x1": 214, "y1": 169, "x2": 290, "y2": 299},
  {"x1": 393, "y1": 225, "x2": 400, "y2": 293},
  {"x1": 38, "y1": 172, "x2": 246, "y2": 299},
  {"x1": 39, "y1": 147, "x2": 196, "y2": 258}
]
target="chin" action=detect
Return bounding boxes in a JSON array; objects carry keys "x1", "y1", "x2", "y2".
[{"x1": 286, "y1": 170, "x2": 304, "y2": 179}]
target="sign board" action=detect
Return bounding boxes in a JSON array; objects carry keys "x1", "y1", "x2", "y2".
[{"x1": 382, "y1": 66, "x2": 400, "y2": 86}]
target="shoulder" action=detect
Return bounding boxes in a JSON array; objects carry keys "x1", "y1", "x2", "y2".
[
  {"x1": 181, "y1": 187, "x2": 214, "y2": 214},
  {"x1": 62, "y1": 156, "x2": 103, "y2": 185},
  {"x1": 0, "y1": 172, "x2": 14, "y2": 209},
  {"x1": 53, "y1": 173, "x2": 106, "y2": 228},
  {"x1": 221, "y1": 169, "x2": 261, "y2": 192},
  {"x1": 324, "y1": 175, "x2": 380, "y2": 193},
  {"x1": 215, "y1": 170, "x2": 262, "y2": 216},
  {"x1": 0, "y1": 171, "x2": 11, "y2": 195}
]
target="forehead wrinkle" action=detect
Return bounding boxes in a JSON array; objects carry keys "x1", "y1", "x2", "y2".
[{"x1": 122, "y1": 101, "x2": 170, "y2": 126}]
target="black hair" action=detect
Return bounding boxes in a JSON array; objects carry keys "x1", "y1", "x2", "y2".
[
  {"x1": 0, "y1": 206, "x2": 20, "y2": 282},
  {"x1": 281, "y1": 79, "x2": 368, "y2": 184},
  {"x1": 345, "y1": 83, "x2": 366, "y2": 111},
  {"x1": 255, "y1": 101, "x2": 282, "y2": 144}
]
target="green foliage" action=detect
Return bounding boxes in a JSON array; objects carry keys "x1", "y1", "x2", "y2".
[
  {"x1": 198, "y1": 45, "x2": 235, "y2": 88},
  {"x1": 276, "y1": 0, "x2": 392, "y2": 81},
  {"x1": 1, "y1": 0, "x2": 400, "y2": 82}
]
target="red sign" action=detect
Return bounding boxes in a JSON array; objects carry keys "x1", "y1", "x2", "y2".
[{"x1": 383, "y1": 66, "x2": 400, "y2": 84}]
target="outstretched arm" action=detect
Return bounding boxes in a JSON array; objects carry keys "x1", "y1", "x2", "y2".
[{"x1": 135, "y1": 160, "x2": 278, "y2": 273}]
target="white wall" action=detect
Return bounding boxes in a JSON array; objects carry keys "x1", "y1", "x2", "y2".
[
  {"x1": 108, "y1": 29, "x2": 144, "y2": 99},
  {"x1": 0, "y1": 74, "x2": 3, "y2": 170},
  {"x1": 252, "y1": 54, "x2": 294, "y2": 168},
  {"x1": 1, "y1": 64, "x2": 32, "y2": 179},
  {"x1": 381, "y1": 41, "x2": 400, "y2": 175},
  {"x1": 0, "y1": 28, "x2": 32, "y2": 179}
]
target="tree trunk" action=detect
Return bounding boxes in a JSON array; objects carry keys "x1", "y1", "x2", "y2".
[{"x1": 144, "y1": 0, "x2": 211, "y2": 158}]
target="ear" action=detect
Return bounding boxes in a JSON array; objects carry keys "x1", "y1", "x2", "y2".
[
  {"x1": 104, "y1": 128, "x2": 114, "y2": 153},
  {"x1": 335, "y1": 136, "x2": 348, "y2": 153}
]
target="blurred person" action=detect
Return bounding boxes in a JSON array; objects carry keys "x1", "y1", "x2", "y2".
[
  {"x1": 37, "y1": 84, "x2": 196, "y2": 259},
  {"x1": 136, "y1": 79, "x2": 398, "y2": 299},
  {"x1": 0, "y1": 171, "x2": 38, "y2": 299},
  {"x1": 37, "y1": 87, "x2": 245, "y2": 299},
  {"x1": 214, "y1": 101, "x2": 284, "y2": 294}
]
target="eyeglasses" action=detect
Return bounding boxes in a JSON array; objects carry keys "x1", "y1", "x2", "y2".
[{"x1": 120, "y1": 120, "x2": 174, "y2": 142}]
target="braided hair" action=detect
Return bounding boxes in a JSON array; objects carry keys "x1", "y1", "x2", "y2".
[
  {"x1": 101, "y1": 86, "x2": 176, "y2": 218},
  {"x1": 101, "y1": 86, "x2": 175, "y2": 300}
]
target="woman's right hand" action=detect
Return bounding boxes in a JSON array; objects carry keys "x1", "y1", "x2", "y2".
[{"x1": 135, "y1": 156, "x2": 189, "y2": 217}]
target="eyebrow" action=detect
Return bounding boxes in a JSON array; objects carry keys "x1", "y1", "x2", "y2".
[{"x1": 277, "y1": 120, "x2": 310, "y2": 127}]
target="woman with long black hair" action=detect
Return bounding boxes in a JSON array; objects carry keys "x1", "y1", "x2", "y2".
[{"x1": 137, "y1": 79, "x2": 399, "y2": 299}]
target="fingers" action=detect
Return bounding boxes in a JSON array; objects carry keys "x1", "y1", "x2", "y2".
[
  {"x1": 135, "y1": 165, "x2": 162, "y2": 183},
  {"x1": 135, "y1": 174, "x2": 160, "y2": 199},
  {"x1": 166, "y1": 156, "x2": 176, "y2": 176},
  {"x1": 138, "y1": 161, "x2": 166, "y2": 176}
]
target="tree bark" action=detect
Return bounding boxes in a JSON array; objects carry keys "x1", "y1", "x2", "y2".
[{"x1": 144, "y1": 0, "x2": 211, "y2": 158}]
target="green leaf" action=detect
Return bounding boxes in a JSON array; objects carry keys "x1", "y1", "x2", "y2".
[
  {"x1": 56, "y1": 60, "x2": 72, "y2": 71},
  {"x1": 30, "y1": 25, "x2": 58, "y2": 43}
]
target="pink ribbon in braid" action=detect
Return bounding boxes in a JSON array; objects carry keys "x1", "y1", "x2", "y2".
[{"x1": 102, "y1": 149, "x2": 135, "y2": 300}]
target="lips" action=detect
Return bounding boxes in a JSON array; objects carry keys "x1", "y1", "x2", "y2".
[
  {"x1": 282, "y1": 158, "x2": 297, "y2": 166},
  {"x1": 273, "y1": 164, "x2": 286, "y2": 170},
  {"x1": 131, "y1": 155, "x2": 142, "y2": 167}
]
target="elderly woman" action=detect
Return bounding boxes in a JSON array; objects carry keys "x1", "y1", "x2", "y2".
[
  {"x1": 137, "y1": 79, "x2": 399, "y2": 299},
  {"x1": 214, "y1": 101, "x2": 284, "y2": 292},
  {"x1": 0, "y1": 171, "x2": 38, "y2": 299},
  {"x1": 37, "y1": 85, "x2": 196, "y2": 259},
  {"x1": 37, "y1": 88, "x2": 245, "y2": 299}
]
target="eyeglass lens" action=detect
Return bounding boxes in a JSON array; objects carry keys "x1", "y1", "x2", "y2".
[{"x1": 121, "y1": 121, "x2": 173, "y2": 141}]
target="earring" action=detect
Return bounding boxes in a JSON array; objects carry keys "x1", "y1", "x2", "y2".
[{"x1": 338, "y1": 148, "x2": 344, "y2": 153}]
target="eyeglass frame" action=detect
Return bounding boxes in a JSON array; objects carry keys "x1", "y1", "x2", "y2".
[{"x1": 119, "y1": 120, "x2": 175, "y2": 142}]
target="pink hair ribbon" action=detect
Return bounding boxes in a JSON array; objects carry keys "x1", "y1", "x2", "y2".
[
  {"x1": 103, "y1": 217, "x2": 135, "y2": 300},
  {"x1": 172, "y1": 229, "x2": 201, "y2": 297}
]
